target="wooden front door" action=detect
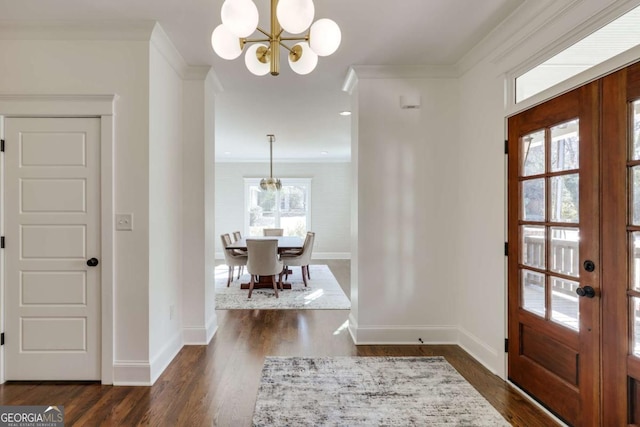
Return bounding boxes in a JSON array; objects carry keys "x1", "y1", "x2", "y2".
[
  {"x1": 4, "y1": 117, "x2": 101, "y2": 380},
  {"x1": 507, "y1": 82, "x2": 600, "y2": 426}
]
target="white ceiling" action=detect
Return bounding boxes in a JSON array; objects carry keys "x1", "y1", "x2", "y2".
[{"x1": 0, "y1": 0, "x2": 525, "y2": 162}]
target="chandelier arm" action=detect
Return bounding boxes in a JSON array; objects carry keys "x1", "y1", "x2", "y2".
[
  {"x1": 279, "y1": 36, "x2": 308, "y2": 42},
  {"x1": 278, "y1": 42, "x2": 294, "y2": 54},
  {"x1": 256, "y1": 27, "x2": 271, "y2": 38},
  {"x1": 244, "y1": 38, "x2": 271, "y2": 44}
]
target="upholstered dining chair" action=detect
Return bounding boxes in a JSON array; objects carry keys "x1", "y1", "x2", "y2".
[
  {"x1": 246, "y1": 239, "x2": 283, "y2": 298},
  {"x1": 263, "y1": 228, "x2": 284, "y2": 236},
  {"x1": 280, "y1": 231, "x2": 315, "y2": 287},
  {"x1": 220, "y1": 233, "x2": 247, "y2": 286},
  {"x1": 232, "y1": 231, "x2": 242, "y2": 242}
]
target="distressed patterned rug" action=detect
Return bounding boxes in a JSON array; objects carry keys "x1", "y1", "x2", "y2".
[
  {"x1": 215, "y1": 264, "x2": 351, "y2": 310},
  {"x1": 253, "y1": 356, "x2": 510, "y2": 426}
]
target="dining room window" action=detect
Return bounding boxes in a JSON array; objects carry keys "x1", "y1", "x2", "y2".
[{"x1": 244, "y1": 178, "x2": 311, "y2": 237}]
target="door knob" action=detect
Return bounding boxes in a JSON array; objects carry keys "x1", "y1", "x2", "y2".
[
  {"x1": 576, "y1": 285, "x2": 596, "y2": 298},
  {"x1": 583, "y1": 260, "x2": 596, "y2": 272},
  {"x1": 86, "y1": 258, "x2": 99, "y2": 267}
]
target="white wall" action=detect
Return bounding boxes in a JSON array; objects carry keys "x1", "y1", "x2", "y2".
[
  {"x1": 0, "y1": 36, "x2": 153, "y2": 379},
  {"x1": 348, "y1": 75, "x2": 460, "y2": 344},
  {"x1": 182, "y1": 70, "x2": 219, "y2": 345},
  {"x1": 148, "y1": 34, "x2": 184, "y2": 382},
  {"x1": 215, "y1": 162, "x2": 351, "y2": 258}
]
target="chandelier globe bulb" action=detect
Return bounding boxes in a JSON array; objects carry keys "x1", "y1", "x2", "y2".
[
  {"x1": 245, "y1": 44, "x2": 271, "y2": 75},
  {"x1": 276, "y1": 0, "x2": 315, "y2": 34},
  {"x1": 221, "y1": 0, "x2": 259, "y2": 37},
  {"x1": 211, "y1": 24, "x2": 243, "y2": 60},
  {"x1": 309, "y1": 18, "x2": 341, "y2": 56},
  {"x1": 289, "y1": 42, "x2": 317, "y2": 75}
]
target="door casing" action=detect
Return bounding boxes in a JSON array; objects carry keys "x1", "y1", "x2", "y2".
[{"x1": 0, "y1": 95, "x2": 115, "y2": 384}]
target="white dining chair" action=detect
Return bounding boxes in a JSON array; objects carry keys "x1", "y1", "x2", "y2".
[
  {"x1": 280, "y1": 231, "x2": 315, "y2": 287},
  {"x1": 220, "y1": 234, "x2": 247, "y2": 286},
  {"x1": 246, "y1": 239, "x2": 283, "y2": 298},
  {"x1": 263, "y1": 228, "x2": 284, "y2": 236}
]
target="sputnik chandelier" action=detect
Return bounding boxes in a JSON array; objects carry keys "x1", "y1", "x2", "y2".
[{"x1": 211, "y1": 0, "x2": 341, "y2": 76}]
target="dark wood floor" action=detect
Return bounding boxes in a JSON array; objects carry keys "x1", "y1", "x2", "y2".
[
  {"x1": 0, "y1": 261, "x2": 558, "y2": 426},
  {"x1": 0, "y1": 309, "x2": 557, "y2": 426}
]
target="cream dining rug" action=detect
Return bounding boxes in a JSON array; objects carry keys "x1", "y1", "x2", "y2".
[
  {"x1": 252, "y1": 356, "x2": 510, "y2": 426},
  {"x1": 215, "y1": 264, "x2": 351, "y2": 310}
]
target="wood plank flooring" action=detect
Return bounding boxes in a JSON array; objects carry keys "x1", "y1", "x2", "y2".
[{"x1": 0, "y1": 261, "x2": 558, "y2": 426}]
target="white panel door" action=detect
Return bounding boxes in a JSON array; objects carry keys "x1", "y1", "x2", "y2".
[{"x1": 4, "y1": 117, "x2": 101, "y2": 380}]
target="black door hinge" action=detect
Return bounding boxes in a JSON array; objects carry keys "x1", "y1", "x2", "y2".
[
  {"x1": 504, "y1": 338, "x2": 509, "y2": 353},
  {"x1": 504, "y1": 242, "x2": 508, "y2": 256},
  {"x1": 2, "y1": 333, "x2": 5, "y2": 346},
  {"x1": 1, "y1": 139, "x2": 4, "y2": 152},
  {"x1": 1, "y1": 236, "x2": 4, "y2": 249},
  {"x1": 504, "y1": 139, "x2": 508, "y2": 155}
]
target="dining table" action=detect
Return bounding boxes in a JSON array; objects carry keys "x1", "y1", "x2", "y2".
[{"x1": 226, "y1": 236, "x2": 304, "y2": 290}]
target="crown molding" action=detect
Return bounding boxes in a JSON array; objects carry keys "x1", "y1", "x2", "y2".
[
  {"x1": 342, "y1": 64, "x2": 458, "y2": 94},
  {"x1": 455, "y1": 0, "x2": 579, "y2": 75},
  {"x1": 0, "y1": 20, "x2": 156, "y2": 41},
  {"x1": 150, "y1": 22, "x2": 190, "y2": 79}
]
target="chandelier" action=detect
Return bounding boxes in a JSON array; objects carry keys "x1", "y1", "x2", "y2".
[
  {"x1": 260, "y1": 134, "x2": 282, "y2": 191},
  {"x1": 211, "y1": 0, "x2": 341, "y2": 76}
]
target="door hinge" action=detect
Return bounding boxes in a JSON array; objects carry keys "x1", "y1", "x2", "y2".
[
  {"x1": 504, "y1": 242, "x2": 508, "y2": 256},
  {"x1": 1, "y1": 236, "x2": 4, "y2": 249},
  {"x1": 504, "y1": 139, "x2": 508, "y2": 155},
  {"x1": 0, "y1": 139, "x2": 4, "y2": 152},
  {"x1": 2, "y1": 333, "x2": 5, "y2": 346},
  {"x1": 504, "y1": 338, "x2": 509, "y2": 353}
]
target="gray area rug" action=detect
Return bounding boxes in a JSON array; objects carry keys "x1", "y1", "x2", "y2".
[
  {"x1": 253, "y1": 356, "x2": 510, "y2": 426},
  {"x1": 215, "y1": 264, "x2": 351, "y2": 310}
]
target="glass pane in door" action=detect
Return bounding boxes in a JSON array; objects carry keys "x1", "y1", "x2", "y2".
[
  {"x1": 632, "y1": 233, "x2": 640, "y2": 292},
  {"x1": 633, "y1": 297, "x2": 640, "y2": 357},
  {"x1": 523, "y1": 179, "x2": 545, "y2": 221},
  {"x1": 551, "y1": 277, "x2": 579, "y2": 330},
  {"x1": 551, "y1": 119, "x2": 579, "y2": 171},
  {"x1": 550, "y1": 227, "x2": 580, "y2": 277},
  {"x1": 550, "y1": 174, "x2": 579, "y2": 223},
  {"x1": 522, "y1": 130, "x2": 545, "y2": 176},
  {"x1": 522, "y1": 226, "x2": 546, "y2": 268},
  {"x1": 632, "y1": 167, "x2": 640, "y2": 225},
  {"x1": 522, "y1": 269, "x2": 546, "y2": 317},
  {"x1": 632, "y1": 100, "x2": 640, "y2": 160}
]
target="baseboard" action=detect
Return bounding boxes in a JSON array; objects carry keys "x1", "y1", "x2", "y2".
[
  {"x1": 149, "y1": 330, "x2": 184, "y2": 385},
  {"x1": 216, "y1": 252, "x2": 351, "y2": 261},
  {"x1": 183, "y1": 315, "x2": 218, "y2": 345},
  {"x1": 113, "y1": 360, "x2": 152, "y2": 386},
  {"x1": 183, "y1": 326, "x2": 208, "y2": 345},
  {"x1": 457, "y1": 327, "x2": 501, "y2": 377},
  {"x1": 347, "y1": 313, "x2": 358, "y2": 343},
  {"x1": 206, "y1": 315, "x2": 218, "y2": 344},
  {"x1": 312, "y1": 252, "x2": 351, "y2": 260},
  {"x1": 349, "y1": 324, "x2": 458, "y2": 345}
]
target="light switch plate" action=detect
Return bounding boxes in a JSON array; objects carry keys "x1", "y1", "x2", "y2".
[{"x1": 115, "y1": 213, "x2": 133, "y2": 231}]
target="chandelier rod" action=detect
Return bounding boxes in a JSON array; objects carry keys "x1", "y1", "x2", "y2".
[{"x1": 268, "y1": 134, "x2": 275, "y2": 178}]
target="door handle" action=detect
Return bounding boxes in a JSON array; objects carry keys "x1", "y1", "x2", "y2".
[
  {"x1": 576, "y1": 285, "x2": 596, "y2": 298},
  {"x1": 86, "y1": 258, "x2": 99, "y2": 267}
]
